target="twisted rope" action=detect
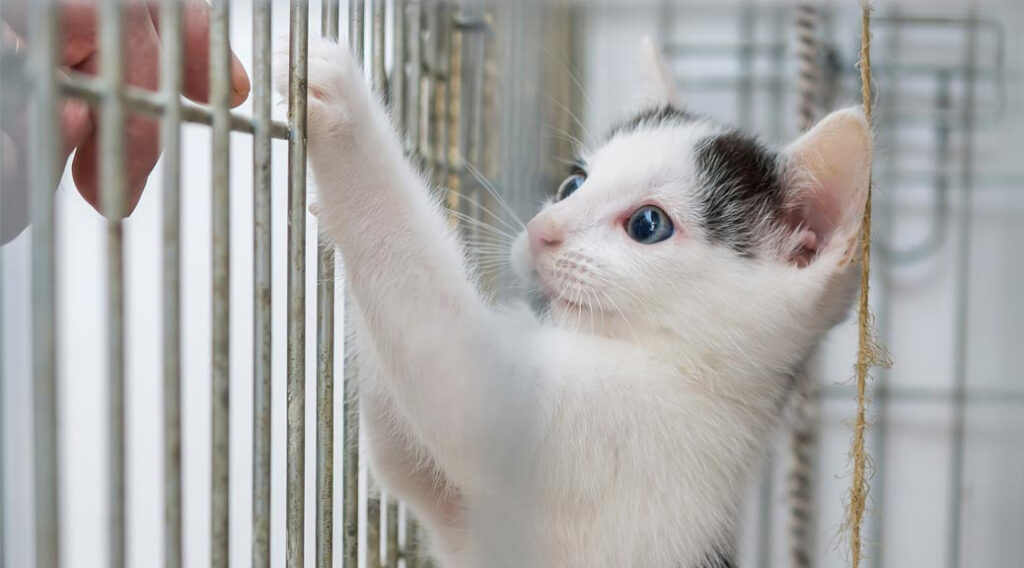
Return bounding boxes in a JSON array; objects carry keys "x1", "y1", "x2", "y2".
[
  {"x1": 845, "y1": 4, "x2": 891, "y2": 568},
  {"x1": 795, "y1": 3, "x2": 822, "y2": 130},
  {"x1": 788, "y1": 6, "x2": 822, "y2": 568}
]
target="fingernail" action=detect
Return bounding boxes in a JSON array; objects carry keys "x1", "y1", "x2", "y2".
[{"x1": 230, "y1": 52, "x2": 251, "y2": 101}]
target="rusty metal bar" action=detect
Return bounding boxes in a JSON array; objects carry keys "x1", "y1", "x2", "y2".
[
  {"x1": 386, "y1": 494, "x2": 400, "y2": 567},
  {"x1": 406, "y1": 518, "x2": 421, "y2": 568},
  {"x1": 286, "y1": 0, "x2": 310, "y2": 566},
  {"x1": 160, "y1": 0, "x2": 184, "y2": 566},
  {"x1": 57, "y1": 72, "x2": 290, "y2": 139},
  {"x1": 209, "y1": 0, "x2": 232, "y2": 566},
  {"x1": 367, "y1": 489, "x2": 382, "y2": 567},
  {"x1": 29, "y1": 1, "x2": 61, "y2": 567},
  {"x1": 251, "y1": 0, "x2": 273, "y2": 566},
  {"x1": 366, "y1": 3, "x2": 388, "y2": 567},
  {"x1": 372, "y1": 0, "x2": 387, "y2": 93},
  {"x1": 316, "y1": 3, "x2": 340, "y2": 567},
  {"x1": 315, "y1": 231, "x2": 336, "y2": 568},
  {"x1": 407, "y1": 1, "x2": 423, "y2": 164},
  {"x1": 343, "y1": 2, "x2": 365, "y2": 566},
  {"x1": 98, "y1": 0, "x2": 128, "y2": 565},
  {"x1": 386, "y1": 4, "x2": 407, "y2": 564},
  {"x1": 393, "y1": 0, "x2": 408, "y2": 147}
]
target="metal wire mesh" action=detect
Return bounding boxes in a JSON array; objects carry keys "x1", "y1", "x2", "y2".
[
  {"x1": 3, "y1": 2, "x2": 1021, "y2": 568},
  {"x1": 1, "y1": 0, "x2": 504, "y2": 566}
]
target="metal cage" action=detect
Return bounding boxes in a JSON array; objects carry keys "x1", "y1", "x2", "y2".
[{"x1": 3, "y1": 2, "x2": 1023, "y2": 568}]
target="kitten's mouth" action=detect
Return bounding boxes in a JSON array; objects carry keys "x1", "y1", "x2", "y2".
[
  {"x1": 533, "y1": 257, "x2": 603, "y2": 314},
  {"x1": 541, "y1": 280, "x2": 596, "y2": 313}
]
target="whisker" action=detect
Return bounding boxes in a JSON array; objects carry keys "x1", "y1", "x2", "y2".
[
  {"x1": 537, "y1": 90, "x2": 592, "y2": 143},
  {"x1": 448, "y1": 211, "x2": 519, "y2": 242},
  {"x1": 458, "y1": 160, "x2": 527, "y2": 230},
  {"x1": 541, "y1": 124, "x2": 585, "y2": 153},
  {"x1": 447, "y1": 187, "x2": 525, "y2": 235},
  {"x1": 539, "y1": 44, "x2": 596, "y2": 119}
]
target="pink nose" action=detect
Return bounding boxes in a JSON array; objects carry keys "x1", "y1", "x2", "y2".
[{"x1": 527, "y1": 217, "x2": 564, "y2": 256}]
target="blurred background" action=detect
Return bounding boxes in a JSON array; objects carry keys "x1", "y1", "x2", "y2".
[{"x1": 2, "y1": 1, "x2": 1022, "y2": 567}]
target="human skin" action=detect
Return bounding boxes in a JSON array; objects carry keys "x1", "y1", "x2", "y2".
[{"x1": 1, "y1": 0, "x2": 250, "y2": 241}]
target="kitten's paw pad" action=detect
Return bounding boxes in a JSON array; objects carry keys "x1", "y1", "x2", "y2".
[{"x1": 309, "y1": 201, "x2": 322, "y2": 218}]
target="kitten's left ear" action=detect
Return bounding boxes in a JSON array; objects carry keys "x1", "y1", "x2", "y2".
[
  {"x1": 781, "y1": 107, "x2": 872, "y2": 266},
  {"x1": 639, "y1": 36, "x2": 683, "y2": 108}
]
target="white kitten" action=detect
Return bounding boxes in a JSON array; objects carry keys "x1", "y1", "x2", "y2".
[{"x1": 275, "y1": 37, "x2": 871, "y2": 568}]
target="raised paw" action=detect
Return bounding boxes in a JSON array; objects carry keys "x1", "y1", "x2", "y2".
[{"x1": 273, "y1": 36, "x2": 367, "y2": 132}]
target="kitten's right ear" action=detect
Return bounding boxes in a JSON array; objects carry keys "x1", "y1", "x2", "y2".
[
  {"x1": 639, "y1": 36, "x2": 683, "y2": 108},
  {"x1": 782, "y1": 107, "x2": 872, "y2": 266}
]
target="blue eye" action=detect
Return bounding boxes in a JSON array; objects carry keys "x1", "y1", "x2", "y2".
[
  {"x1": 557, "y1": 173, "x2": 586, "y2": 201},
  {"x1": 626, "y1": 206, "x2": 674, "y2": 244}
]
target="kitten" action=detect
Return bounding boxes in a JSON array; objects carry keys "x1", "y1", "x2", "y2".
[{"x1": 275, "y1": 37, "x2": 870, "y2": 568}]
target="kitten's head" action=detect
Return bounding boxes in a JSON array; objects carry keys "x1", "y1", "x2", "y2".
[{"x1": 511, "y1": 87, "x2": 871, "y2": 371}]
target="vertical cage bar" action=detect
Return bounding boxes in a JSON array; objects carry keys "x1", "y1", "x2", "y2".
[
  {"x1": 0, "y1": 238, "x2": 4, "y2": 567},
  {"x1": 29, "y1": 1, "x2": 61, "y2": 567},
  {"x1": 406, "y1": 519, "x2": 420, "y2": 568},
  {"x1": 386, "y1": 495, "x2": 399, "y2": 567},
  {"x1": 736, "y1": 2, "x2": 754, "y2": 128},
  {"x1": 406, "y1": 1, "x2": 423, "y2": 164},
  {"x1": 435, "y1": 2, "x2": 451, "y2": 189},
  {"x1": 286, "y1": 0, "x2": 310, "y2": 567},
  {"x1": 160, "y1": 0, "x2": 185, "y2": 566},
  {"x1": 947, "y1": 13, "x2": 978, "y2": 568},
  {"x1": 343, "y1": 3, "x2": 365, "y2": 567},
  {"x1": 367, "y1": 490, "x2": 381, "y2": 567},
  {"x1": 870, "y1": 13, "x2": 902, "y2": 568},
  {"x1": 315, "y1": 237, "x2": 336, "y2": 568},
  {"x1": 99, "y1": 0, "x2": 128, "y2": 565},
  {"x1": 393, "y1": 0, "x2": 408, "y2": 146},
  {"x1": 210, "y1": 1, "x2": 233, "y2": 566},
  {"x1": 421, "y1": 4, "x2": 438, "y2": 174},
  {"x1": 366, "y1": 3, "x2": 388, "y2": 566},
  {"x1": 317, "y1": 4, "x2": 340, "y2": 568},
  {"x1": 252, "y1": 0, "x2": 274, "y2": 566},
  {"x1": 387, "y1": 4, "x2": 407, "y2": 564},
  {"x1": 372, "y1": 0, "x2": 388, "y2": 94}
]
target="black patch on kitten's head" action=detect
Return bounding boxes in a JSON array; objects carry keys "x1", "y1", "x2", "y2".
[
  {"x1": 694, "y1": 130, "x2": 785, "y2": 257},
  {"x1": 608, "y1": 104, "x2": 700, "y2": 139}
]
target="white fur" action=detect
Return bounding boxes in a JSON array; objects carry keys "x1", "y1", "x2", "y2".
[{"x1": 275, "y1": 38, "x2": 871, "y2": 568}]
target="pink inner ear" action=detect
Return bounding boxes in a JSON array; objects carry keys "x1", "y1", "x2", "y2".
[{"x1": 784, "y1": 186, "x2": 842, "y2": 268}]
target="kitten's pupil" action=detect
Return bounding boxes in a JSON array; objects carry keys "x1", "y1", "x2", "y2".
[
  {"x1": 557, "y1": 173, "x2": 586, "y2": 201},
  {"x1": 627, "y1": 206, "x2": 674, "y2": 244}
]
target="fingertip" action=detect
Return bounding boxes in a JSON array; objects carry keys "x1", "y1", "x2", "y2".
[
  {"x1": 230, "y1": 51, "x2": 251, "y2": 107},
  {"x1": 126, "y1": 175, "x2": 149, "y2": 215},
  {"x1": 70, "y1": 143, "x2": 101, "y2": 213},
  {"x1": 61, "y1": 100, "x2": 93, "y2": 156}
]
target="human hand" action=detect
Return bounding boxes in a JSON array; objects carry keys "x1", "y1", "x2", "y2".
[{"x1": 1, "y1": 0, "x2": 250, "y2": 242}]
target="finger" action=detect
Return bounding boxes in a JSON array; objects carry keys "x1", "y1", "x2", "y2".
[
  {"x1": 147, "y1": 0, "x2": 251, "y2": 107},
  {"x1": 1, "y1": 130, "x2": 30, "y2": 244},
  {"x1": 70, "y1": 8, "x2": 161, "y2": 216},
  {"x1": 5, "y1": 4, "x2": 100, "y2": 68},
  {"x1": 61, "y1": 98, "x2": 93, "y2": 161},
  {"x1": 71, "y1": 120, "x2": 152, "y2": 217}
]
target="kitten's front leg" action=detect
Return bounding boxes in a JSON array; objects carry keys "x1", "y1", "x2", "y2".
[{"x1": 274, "y1": 38, "x2": 519, "y2": 486}]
